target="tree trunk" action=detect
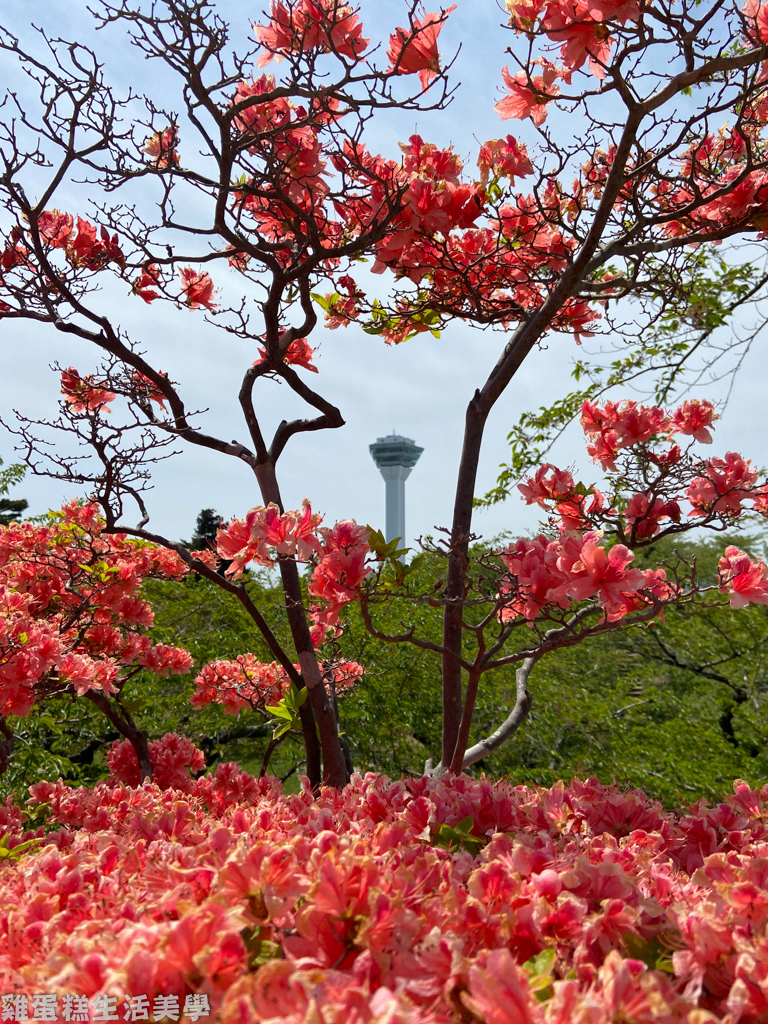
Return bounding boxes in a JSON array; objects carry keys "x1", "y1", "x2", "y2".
[
  {"x1": 256, "y1": 460, "x2": 349, "y2": 788},
  {"x1": 86, "y1": 691, "x2": 153, "y2": 782},
  {"x1": 0, "y1": 719, "x2": 15, "y2": 776},
  {"x1": 439, "y1": 111, "x2": 644, "y2": 771},
  {"x1": 441, "y1": 403, "x2": 487, "y2": 768}
]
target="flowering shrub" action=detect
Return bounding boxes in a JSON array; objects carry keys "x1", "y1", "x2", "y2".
[
  {"x1": 190, "y1": 655, "x2": 364, "y2": 712},
  {"x1": 0, "y1": 771, "x2": 767, "y2": 1022},
  {"x1": 107, "y1": 733, "x2": 206, "y2": 792},
  {"x1": 0, "y1": 503, "x2": 194, "y2": 776}
]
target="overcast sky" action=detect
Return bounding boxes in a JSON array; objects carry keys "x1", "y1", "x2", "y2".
[{"x1": 1, "y1": 0, "x2": 767, "y2": 551}]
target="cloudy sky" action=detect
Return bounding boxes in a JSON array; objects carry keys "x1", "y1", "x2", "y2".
[{"x1": 1, "y1": 0, "x2": 767, "y2": 551}]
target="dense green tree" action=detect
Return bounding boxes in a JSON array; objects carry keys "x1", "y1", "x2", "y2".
[
  {"x1": 0, "y1": 458, "x2": 27, "y2": 527},
  {"x1": 186, "y1": 509, "x2": 222, "y2": 552}
]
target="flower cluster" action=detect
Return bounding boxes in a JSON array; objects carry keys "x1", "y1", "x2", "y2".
[
  {"x1": 718, "y1": 546, "x2": 768, "y2": 608},
  {"x1": 1, "y1": 772, "x2": 767, "y2": 1023},
  {"x1": 500, "y1": 529, "x2": 665, "y2": 622},
  {"x1": 0, "y1": 502, "x2": 192, "y2": 720},
  {"x1": 35, "y1": 212, "x2": 125, "y2": 270},
  {"x1": 253, "y1": 0, "x2": 454, "y2": 90},
  {"x1": 107, "y1": 733, "x2": 206, "y2": 792},
  {"x1": 254, "y1": 0, "x2": 369, "y2": 66},
  {"x1": 230, "y1": 71, "x2": 334, "y2": 247},
  {"x1": 580, "y1": 398, "x2": 717, "y2": 471},
  {"x1": 190, "y1": 653, "x2": 365, "y2": 714},
  {"x1": 60, "y1": 368, "x2": 116, "y2": 415},
  {"x1": 506, "y1": 397, "x2": 768, "y2": 624},
  {"x1": 498, "y1": 0, "x2": 639, "y2": 124},
  {"x1": 385, "y1": 6, "x2": 456, "y2": 89},
  {"x1": 306, "y1": 519, "x2": 372, "y2": 629},
  {"x1": 132, "y1": 263, "x2": 162, "y2": 304},
  {"x1": 215, "y1": 503, "x2": 371, "y2": 632},
  {"x1": 215, "y1": 500, "x2": 324, "y2": 572},
  {"x1": 256, "y1": 336, "x2": 319, "y2": 373},
  {"x1": 141, "y1": 126, "x2": 180, "y2": 169},
  {"x1": 191, "y1": 655, "x2": 291, "y2": 714},
  {"x1": 180, "y1": 267, "x2": 218, "y2": 311}
]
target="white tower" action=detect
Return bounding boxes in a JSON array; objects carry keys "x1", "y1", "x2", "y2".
[{"x1": 369, "y1": 433, "x2": 423, "y2": 543}]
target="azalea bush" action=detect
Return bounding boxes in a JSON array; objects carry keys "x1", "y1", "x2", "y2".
[
  {"x1": 4, "y1": 0, "x2": 768, "y2": 789},
  {"x1": 0, "y1": 502, "x2": 194, "y2": 778},
  {"x1": 2, "y1": 769, "x2": 768, "y2": 1022},
  {"x1": 0, "y1": 501, "x2": 372, "y2": 785}
]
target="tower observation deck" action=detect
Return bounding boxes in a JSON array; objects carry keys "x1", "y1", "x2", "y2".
[{"x1": 369, "y1": 433, "x2": 423, "y2": 544}]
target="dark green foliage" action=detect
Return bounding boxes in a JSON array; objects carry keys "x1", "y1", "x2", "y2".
[
  {"x1": 0, "y1": 498, "x2": 28, "y2": 527},
  {"x1": 0, "y1": 459, "x2": 27, "y2": 526},
  {"x1": 127, "y1": 571, "x2": 305, "y2": 785},
  {"x1": 186, "y1": 508, "x2": 223, "y2": 552}
]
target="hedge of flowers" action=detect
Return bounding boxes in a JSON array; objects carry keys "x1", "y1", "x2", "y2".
[{"x1": 1, "y1": 765, "x2": 767, "y2": 1023}]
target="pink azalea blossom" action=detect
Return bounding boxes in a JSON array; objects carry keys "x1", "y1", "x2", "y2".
[
  {"x1": 37, "y1": 209, "x2": 74, "y2": 248},
  {"x1": 254, "y1": 0, "x2": 369, "y2": 67},
  {"x1": 180, "y1": 267, "x2": 218, "y2": 310},
  {"x1": 719, "y1": 545, "x2": 768, "y2": 608},
  {"x1": 669, "y1": 398, "x2": 718, "y2": 443},
  {"x1": 60, "y1": 367, "x2": 116, "y2": 414},
  {"x1": 386, "y1": 7, "x2": 457, "y2": 89},
  {"x1": 495, "y1": 60, "x2": 561, "y2": 125},
  {"x1": 558, "y1": 531, "x2": 647, "y2": 620},
  {"x1": 132, "y1": 264, "x2": 162, "y2": 304},
  {"x1": 687, "y1": 451, "x2": 758, "y2": 517},
  {"x1": 518, "y1": 464, "x2": 575, "y2": 507},
  {"x1": 257, "y1": 336, "x2": 319, "y2": 372},
  {"x1": 141, "y1": 126, "x2": 179, "y2": 169},
  {"x1": 7, "y1": 773, "x2": 768, "y2": 1024},
  {"x1": 477, "y1": 135, "x2": 534, "y2": 186}
]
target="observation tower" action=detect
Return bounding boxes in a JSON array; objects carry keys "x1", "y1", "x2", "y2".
[{"x1": 369, "y1": 433, "x2": 423, "y2": 544}]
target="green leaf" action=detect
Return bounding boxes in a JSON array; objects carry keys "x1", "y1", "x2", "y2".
[
  {"x1": 285, "y1": 680, "x2": 308, "y2": 711},
  {"x1": 432, "y1": 816, "x2": 487, "y2": 853},
  {"x1": 0, "y1": 834, "x2": 44, "y2": 861},
  {"x1": 523, "y1": 947, "x2": 556, "y2": 979},
  {"x1": 366, "y1": 527, "x2": 389, "y2": 558},
  {"x1": 264, "y1": 704, "x2": 293, "y2": 720},
  {"x1": 623, "y1": 933, "x2": 675, "y2": 973},
  {"x1": 522, "y1": 946, "x2": 557, "y2": 1001},
  {"x1": 310, "y1": 292, "x2": 338, "y2": 313},
  {"x1": 240, "y1": 926, "x2": 283, "y2": 967}
]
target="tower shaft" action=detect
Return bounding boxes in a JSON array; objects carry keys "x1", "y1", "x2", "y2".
[
  {"x1": 381, "y1": 465, "x2": 412, "y2": 544},
  {"x1": 369, "y1": 434, "x2": 423, "y2": 544}
]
